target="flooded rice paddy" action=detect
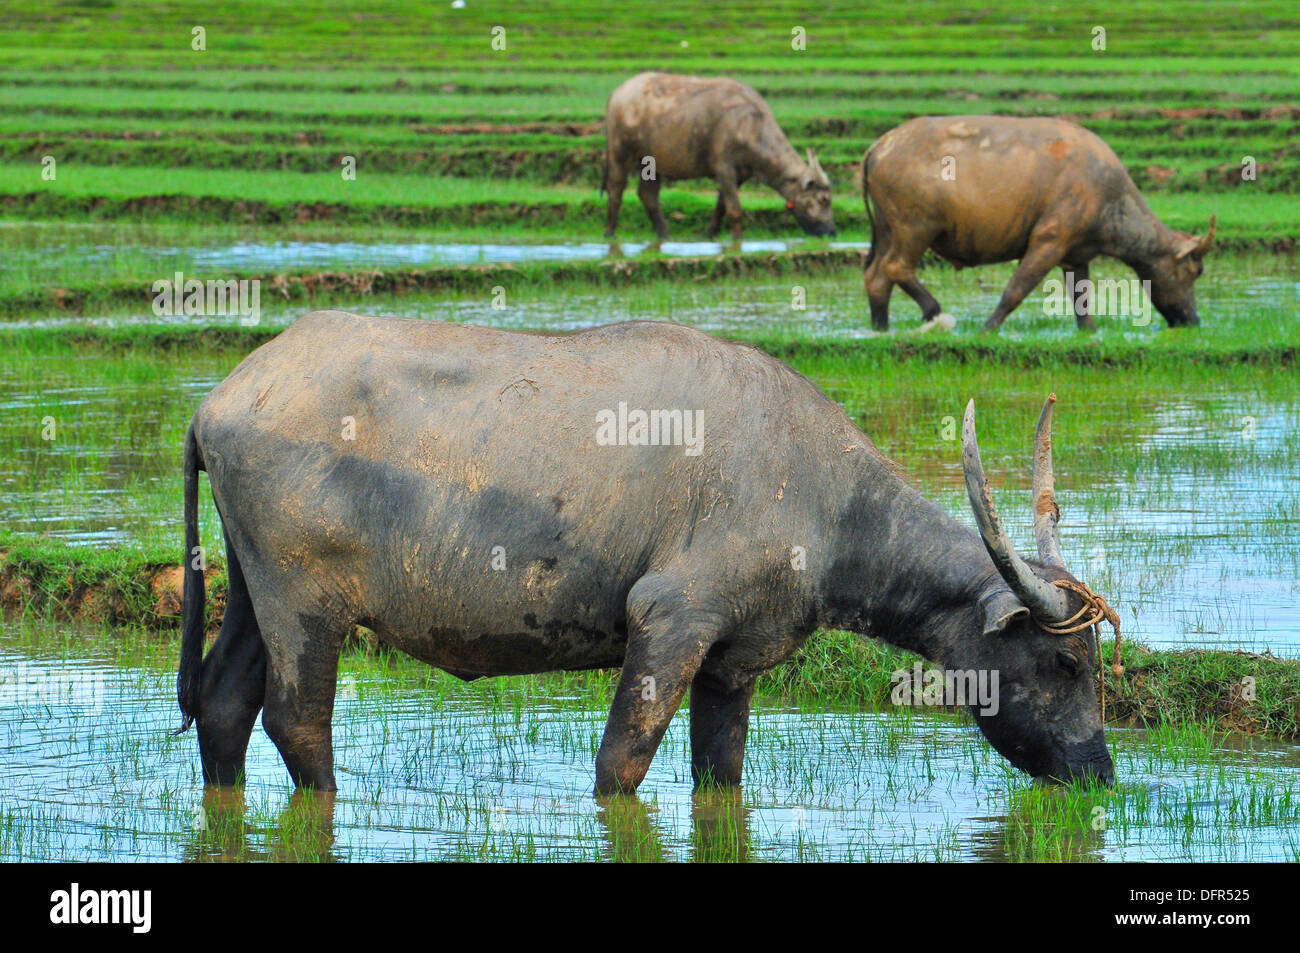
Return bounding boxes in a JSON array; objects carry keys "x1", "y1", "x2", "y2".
[
  {"x1": 2, "y1": 622, "x2": 1297, "y2": 863},
  {"x1": 1, "y1": 235, "x2": 1297, "y2": 862}
]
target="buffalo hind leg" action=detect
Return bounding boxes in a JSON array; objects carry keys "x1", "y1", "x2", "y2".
[
  {"x1": 898, "y1": 275, "x2": 943, "y2": 322},
  {"x1": 863, "y1": 253, "x2": 896, "y2": 331},
  {"x1": 866, "y1": 229, "x2": 937, "y2": 331},
  {"x1": 256, "y1": 603, "x2": 346, "y2": 791},
  {"x1": 197, "y1": 535, "x2": 266, "y2": 786},
  {"x1": 690, "y1": 672, "x2": 755, "y2": 788},
  {"x1": 595, "y1": 576, "x2": 715, "y2": 795},
  {"x1": 604, "y1": 156, "x2": 628, "y2": 239},
  {"x1": 984, "y1": 236, "x2": 1067, "y2": 331},
  {"x1": 637, "y1": 177, "x2": 670, "y2": 240}
]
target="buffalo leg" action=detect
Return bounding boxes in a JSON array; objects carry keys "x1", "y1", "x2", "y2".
[
  {"x1": 721, "y1": 182, "x2": 744, "y2": 240},
  {"x1": 866, "y1": 225, "x2": 937, "y2": 331},
  {"x1": 595, "y1": 578, "x2": 715, "y2": 795},
  {"x1": 197, "y1": 535, "x2": 266, "y2": 786},
  {"x1": 706, "y1": 192, "x2": 726, "y2": 239},
  {"x1": 1065, "y1": 261, "x2": 1096, "y2": 331},
  {"x1": 689, "y1": 673, "x2": 755, "y2": 788},
  {"x1": 255, "y1": 603, "x2": 345, "y2": 791},
  {"x1": 984, "y1": 239, "x2": 1066, "y2": 331},
  {"x1": 637, "y1": 177, "x2": 670, "y2": 240},
  {"x1": 604, "y1": 158, "x2": 627, "y2": 239},
  {"x1": 863, "y1": 252, "x2": 896, "y2": 331},
  {"x1": 898, "y1": 276, "x2": 943, "y2": 322}
]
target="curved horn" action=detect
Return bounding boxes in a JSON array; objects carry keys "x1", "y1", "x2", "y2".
[
  {"x1": 1032, "y1": 394, "x2": 1065, "y2": 568},
  {"x1": 962, "y1": 399, "x2": 1071, "y2": 622},
  {"x1": 1197, "y1": 215, "x2": 1217, "y2": 256}
]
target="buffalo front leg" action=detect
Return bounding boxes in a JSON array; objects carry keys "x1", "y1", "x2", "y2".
[
  {"x1": 256, "y1": 604, "x2": 346, "y2": 792},
  {"x1": 689, "y1": 672, "x2": 755, "y2": 788},
  {"x1": 637, "y1": 177, "x2": 670, "y2": 240},
  {"x1": 595, "y1": 580, "x2": 715, "y2": 795},
  {"x1": 706, "y1": 192, "x2": 726, "y2": 239},
  {"x1": 1064, "y1": 261, "x2": 1097, "y2": 331},
  {"x1": 720, "y1": 181, "x2": 744, "y2": 240},
  {"x1": 197, "y1": 536, "x2": 266, "y2": 786},
  {"x1": 984, "y1": 237, "x2": 1067, "y2": 331}
]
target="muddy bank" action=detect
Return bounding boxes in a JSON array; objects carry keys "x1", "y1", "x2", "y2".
[{"x1": 0, "y1": 545, "x2": 227, "y2": 632}]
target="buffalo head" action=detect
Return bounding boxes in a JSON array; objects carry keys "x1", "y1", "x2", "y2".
[
  {"x1": 1140, "y1": 216, "x2": 1216, "y2": 327},
  {"x1": 784, "y1": 148, "x2": 836, "y2": 237},
  {"x1": 958, "y1": 395, "x2": 1118, "y2": 786}
]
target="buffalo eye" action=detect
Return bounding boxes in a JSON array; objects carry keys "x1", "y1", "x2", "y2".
[{"x1": 1057, "y1": 650, "x2": 1081, "y2": 676}]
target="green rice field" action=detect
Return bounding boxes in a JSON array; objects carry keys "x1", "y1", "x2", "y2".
[{"x1": 1, "y1": 1, "x2": 1297, "y2": 865}]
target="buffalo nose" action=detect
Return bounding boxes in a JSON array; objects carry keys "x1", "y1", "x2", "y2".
[{"x1": 1076, "y1": 755, "x2": 1116, "y2": 787}]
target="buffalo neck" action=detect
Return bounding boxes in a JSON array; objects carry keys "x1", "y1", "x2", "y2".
[
  {"x1": 749, "y1": 131, "x2": 807, "y2": 196},
  {"x1": 1101, "y1": 187, "x2": 1175, "y2": 269},
  {"x1": 817, "y1": 460, "x2": 997, "y2": 667}
]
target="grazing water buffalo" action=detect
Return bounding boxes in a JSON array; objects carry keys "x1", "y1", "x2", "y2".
[
  {"x1": 603, "y1": 72, "x2": 835, "y2": 240},
  {"x1": 178, "y1": 311, "x2": 1115, "y2": 794},
  {"x1": 862, "y1": 115, "x2": 1216, "y2": 330}
]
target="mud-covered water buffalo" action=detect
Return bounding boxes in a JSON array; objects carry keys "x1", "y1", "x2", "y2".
[
  {"x1": 603, "y1": 72, "x2": 835, "y2": 240},
  {"x1": 178, "y1": 311, "x2": 1116, "y2": 794},
  {"x1": 862, "y1": 115, "x2": 1215, "y2": 330}
]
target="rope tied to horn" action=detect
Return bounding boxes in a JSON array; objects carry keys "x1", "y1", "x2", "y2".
[{"x1": 1035, "y1": 578, "x2": 1124, "y2": 723}]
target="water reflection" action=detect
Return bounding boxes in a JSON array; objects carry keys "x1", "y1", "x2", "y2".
[
  {"x1": 5, "y1": 234, "x2": 860, "y2": 276},
  {"x1": 2, "y1": 631, "x2": 1297, "y2": 863}
]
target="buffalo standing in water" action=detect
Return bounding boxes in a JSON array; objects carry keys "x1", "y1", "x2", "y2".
[
  {"x1": 178, "y1": 311, "x2": 1115, "y2": 794},
  {"x1": 603, "y1": 72, "x2": 835, "y2": 240},
  {"x1": 862, "y1": 115, "x2": 1215, "y2": 330}
]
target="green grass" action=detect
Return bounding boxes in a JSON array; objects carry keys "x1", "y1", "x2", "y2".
[
  {"x1": 4, "y1": 2, "x2": 1300, "y2": 69},
  {"x1": 0, "y1": 1, "x2": 1294, "y2": 265}
]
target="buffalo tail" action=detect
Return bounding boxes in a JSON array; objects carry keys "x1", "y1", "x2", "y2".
[{"x1": 176, "y1": 422, "x2": 204, "y2": 734}]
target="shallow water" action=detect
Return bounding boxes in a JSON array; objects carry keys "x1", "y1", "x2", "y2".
[
  {"x1": 2, "y1": 626, "x2": 1296, "y2": 862},
  {"x1": 6, "y1": 225, "x2": 1296, "y2": 339},
  {"x1": 5, "y1": 231, "x2": 865, "y2": 275}
]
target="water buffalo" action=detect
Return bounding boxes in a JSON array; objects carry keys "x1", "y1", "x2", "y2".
[
  {"x1": 861, "y1": 115, "x2": 1216, "y2": 330},
  {"x1": 603, "y1": 72, "x2": 835, "y2": 240},
  {"x1": 178, "y1": 311, "x2": 1115, "y2": 794}
]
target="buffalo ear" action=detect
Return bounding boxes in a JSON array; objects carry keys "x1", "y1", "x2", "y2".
[
  {"x1": 1174, "y1": 234, "x2": 1201, "y2": 260},
  {"x1": 979, "y1": 588, "x2": 1030, "y2": 636}
]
